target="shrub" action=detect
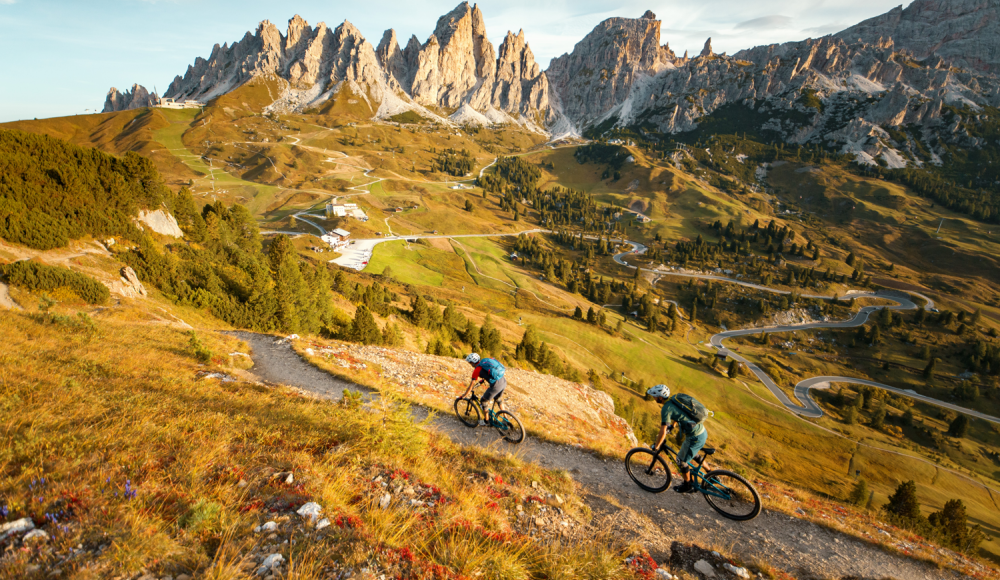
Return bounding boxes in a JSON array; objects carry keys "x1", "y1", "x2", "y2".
[
  {"x1": 188, "y1": 331, "x2": 213, "y2": 363},
  {"x1": 0, "y1": 260, "x2": 109, "y2": 304},
  {"x1": 847, "y1": 479, "x2": 869, "y2": 507}
]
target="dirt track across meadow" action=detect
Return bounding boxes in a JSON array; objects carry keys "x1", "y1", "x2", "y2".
[{"x1": 235, "y1": 331, "x2": 964, "y2": 580}]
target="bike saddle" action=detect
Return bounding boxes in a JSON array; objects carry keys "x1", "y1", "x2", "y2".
[{"x1": 702, "y1": 447, "x2": 716, "y2": 455}]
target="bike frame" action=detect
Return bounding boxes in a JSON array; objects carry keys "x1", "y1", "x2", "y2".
[
  {"x1": 467, "y1": 389, "x2": 504, "y2": 427},
  {"x1": 652, "y1": 443, "x2": 731, "y2": 500}
]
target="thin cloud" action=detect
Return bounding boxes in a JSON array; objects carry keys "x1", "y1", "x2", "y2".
[
  {"x1": 734, "y1": 15, "x2": 793, "y2": 30},
  {"x1": 802, "y1": 22, "x2": 847, "y2": 36},
  {"x1": 0, "y1": 0, "x2": 17, "y2": 5}
]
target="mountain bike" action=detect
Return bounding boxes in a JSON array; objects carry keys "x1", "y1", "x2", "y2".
[
  {"x1": 454, "y1": 386, "x2": 525, "y2": 444},
  {"x1": 624, "y1": 430, "x2": 761, "y2": 521}
]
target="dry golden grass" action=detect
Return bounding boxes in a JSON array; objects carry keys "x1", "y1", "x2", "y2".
[{"x1": 0, "y1": 309, "x2": 644, "y2": 579}]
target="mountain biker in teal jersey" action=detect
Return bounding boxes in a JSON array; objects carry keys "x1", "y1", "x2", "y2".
[
  {"x1": 647, "y1": 384, "x2": 708, "y2": 494},
  {"x1": 460, "y1": 353, "x2": 507, "y2": 413}
]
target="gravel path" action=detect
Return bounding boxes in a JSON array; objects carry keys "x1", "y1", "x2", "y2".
[
  {"x1": 0, "y1": 282, "x2": 18, "y2": 310},
  {"x1": 235, "y1": 331, "x2": 963, "y2": 580}
]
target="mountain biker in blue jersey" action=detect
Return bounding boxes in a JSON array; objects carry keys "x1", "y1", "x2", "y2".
[
  {"x1": 647, "y1": 384, "x2": 708, "y2": 494},
  {"x1": 460, "y1": 353, "x2": 507, "y2": 415}
]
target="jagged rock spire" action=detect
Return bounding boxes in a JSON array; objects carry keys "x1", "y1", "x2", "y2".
[
  {"x1": 103, "y1": 84, "x2": 158, "y2": 113},
  {"x1": 700, "y1": 38, "x2": 713, "y2": 57}
]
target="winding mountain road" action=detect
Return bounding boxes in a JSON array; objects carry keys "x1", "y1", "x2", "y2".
[{"x1": 612, "y1": 242, "x2": 997, "y2": 424}]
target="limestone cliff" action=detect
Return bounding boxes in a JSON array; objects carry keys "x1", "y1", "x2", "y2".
[
  {"x1": 102, "y1": 84, "x2": 158, "y2": 113},
  {"x1": 837, "y1": 0, "x2": 1000, "y2": 74},
  {"x1": 164, "y1": 3, "x2": 552, "y2": 127},
  {"x1": 546, "y1": 10, "x2": 676, "y2": 127}
]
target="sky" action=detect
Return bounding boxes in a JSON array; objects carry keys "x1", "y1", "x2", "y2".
[{"x1": 0, "y1": 0, "x2": 910, "y2": 122}]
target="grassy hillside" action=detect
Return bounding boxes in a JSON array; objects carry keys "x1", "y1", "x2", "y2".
[{"x1": 0, "y1": 309, "x2": 645, "y2": 580}]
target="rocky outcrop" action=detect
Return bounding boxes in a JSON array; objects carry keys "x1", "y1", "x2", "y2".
[
  {"x1": 102, "y1": 84, "x2": 158, "y2": 113},
  {"x1": 109, "y1": 266, "x2": 148, "y2": 299},
  {"x1": 546, "y1": 11, "x2": 676, "y2": 127},
  {"x1": 837, "y1": 0, "x2": 1000, "y2": 74},
  {"x1": 137, "y1": 209, "x2": 184, "y2": 238}
]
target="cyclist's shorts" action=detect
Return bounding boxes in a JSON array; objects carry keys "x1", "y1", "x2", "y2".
[
  {"x1": 481, "y1": 376, "x2": 507, "y2": 405},
  {"x1": 676, "y1": 429, "x2": 708, "y2": 467}
]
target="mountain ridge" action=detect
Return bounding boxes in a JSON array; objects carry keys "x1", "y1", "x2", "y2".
[{"x1": 102, "y1": 2, "x2": 1000, "y2": 167}]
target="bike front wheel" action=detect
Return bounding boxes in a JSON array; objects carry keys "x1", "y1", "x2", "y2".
[
  {"x1": 493, "y1": 410, "x2": 525, "y2": 443},
  {"x1": 700, "y1": 470, "x2": 762, "y2": 521},
  {"x1": 454, "y1": 398, "x2": 480, "y2": 428},
  {"x1": 624, "y1": 448, "x2": 672, "y2": 493}
]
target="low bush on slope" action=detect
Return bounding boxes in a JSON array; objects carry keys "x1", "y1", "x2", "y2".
[{"x1": 0, "y1": 260, "x2": 109, "y2": 304}]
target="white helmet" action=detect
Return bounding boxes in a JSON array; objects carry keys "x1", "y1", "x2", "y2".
[
  {"x1": 646, "y1": 384, "x2": 670, "y2": 399},
  {"x1": 465, "y1": 353, "x2": 481, "y2": 364}
]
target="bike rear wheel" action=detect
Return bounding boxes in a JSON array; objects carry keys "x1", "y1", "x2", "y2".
[
  {"x1": 624, "y1": 448, "x2": 672, "y2": 493},
  {"x1": 700, "y1": 470, "x2": 762, "y2": 521},
  {"x1": 493, "y1": 410, "x2": 525, "y2": 443},
  {"x1": 454, "y1": 398, "x2": 480, "y2": 428}
]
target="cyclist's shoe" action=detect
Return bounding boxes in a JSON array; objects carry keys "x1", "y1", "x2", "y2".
[
  {"x1": 673, "y1": 481, "x2": 696, "y2": 494},
  {"x1": 478, "y1": 420, "x2": 486, "y2": 427}
]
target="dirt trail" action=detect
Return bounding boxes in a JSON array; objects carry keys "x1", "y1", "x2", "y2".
[
  {"x1": 235, "y1": 332, "x2": 961, "y2": 580},
  {"x1": 0, "y1": 281, "x2": 19, "y2": 310}
]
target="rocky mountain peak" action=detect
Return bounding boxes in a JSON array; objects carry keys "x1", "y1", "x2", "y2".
[
  {"x1": 836, "y1": 0, "x2": 1000, "y2": 73},
  {"x1": 545, "y1": 11, "x2": 670, "y2": 126},
  {"x1": 285, "y1": 15, "x2": 312, "y2": 55},
  {"x1": 102, "y1": 84, "x2": 158, "y2": 113},
  {"x1": 642, "y1": 10, "x2": 656, "y2": 19}
]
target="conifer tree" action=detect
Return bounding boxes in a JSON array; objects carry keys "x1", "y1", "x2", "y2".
[
  {"x1": 948, "y1": 414, "x2": 969, "y2": 438},
  {"x1": 269, "y1": 235, "x2": 307, "y2": 333},
  {"x1": 923, "y1": 357, "x2": 937, "y2": 379},
  {"x1": 884, "y1": 480, "x2": 921, "y2": 521},
  {"x1": 349, "y1": 304, "x2": 382, "y2": 345},
  {"x1": 411, "y1": 295, "x2": 431, "y2": 328},
  {"x1": 848, "y1": 479, "x2": 869, "y2": 506},
  {"x1": 481, "y1": 314, "x2": 502, "y2": 356}
]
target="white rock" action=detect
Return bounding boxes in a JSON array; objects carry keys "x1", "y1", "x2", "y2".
[
  {"x1": 296, "y1": 502, "x2": 323, "y2": 521},
  {"x1": 723, "y1": 563, "x2": 750, "y2": 579},
  {"x1": 137, "y1": 209, "x2": 184, "y2": 238},
  {"x1": 262, "y1": 553, "x2": 284, "y2": 569},
  {"x1": 316, "y1": 518, "x2": 331, "y2": 530},
  {"x1": 693, "y1": 559, "x2": 716, "y2": 578},
  {"x1": 22, "y1": 529, "x2": 49, "y2": 543},
  {"x1": 256, "y1": 521, "x2": 278, "y2": 533},
  {"x1": 379, "y1": 493, "x2": 392, "y2": 509},
  {"x1": 0, "y1": 517, "x2": 34, "y2": 540},
  {"x1": 655, "y1": 570, "x2": 676, "y2": 580},
  {"x1": 285, "y1": 473, "x2": 294, "y2": 485}
]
